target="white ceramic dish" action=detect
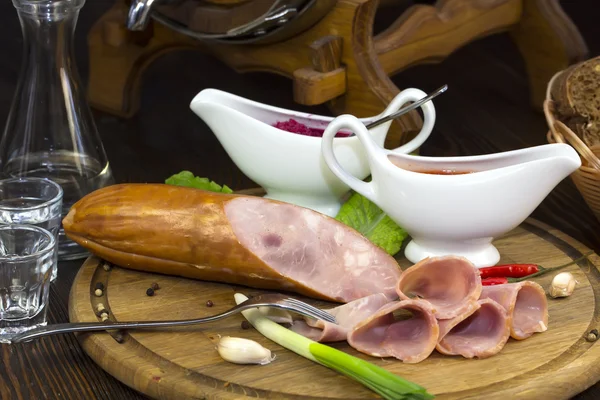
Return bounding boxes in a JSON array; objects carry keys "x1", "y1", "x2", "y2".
[
  {"x1": 322, "y1": 114, "x2": 581, "y2": 267},
  {"x1": 190, "y1": 88, "x2": 435, "y2": 217}
]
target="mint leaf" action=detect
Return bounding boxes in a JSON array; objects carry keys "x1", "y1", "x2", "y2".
[
  {"x1": 335, "y1": 192, "x2": 407, "y2": 256},
  {"x1": 165, "y1": 171, "x2": 233, "y2": 194}
]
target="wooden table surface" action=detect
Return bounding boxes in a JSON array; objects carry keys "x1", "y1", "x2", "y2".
[{"x1": 0, "y1": 1, "x2": 599, "y2": 399}]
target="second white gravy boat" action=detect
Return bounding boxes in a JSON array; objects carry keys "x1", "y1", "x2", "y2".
[
  {"x1": 321, "y1": 114, "x2": 582, "y2": 267},
  {"x1": 189, "y1": 88, "x2": 435, "y2": 217}
]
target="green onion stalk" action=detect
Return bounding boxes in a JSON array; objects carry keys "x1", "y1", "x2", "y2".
[{"x1": 234, "y1": 293, "x2": 434, "y2": 400}]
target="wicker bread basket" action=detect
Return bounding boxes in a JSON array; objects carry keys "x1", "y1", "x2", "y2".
[{"x1": 545, "y1": 72, "x2": 600, "y2": 222}]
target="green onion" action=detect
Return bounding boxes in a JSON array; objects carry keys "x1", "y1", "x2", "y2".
[{"x1": 234, "y1": 293, "x2": 434, "y2": 400}]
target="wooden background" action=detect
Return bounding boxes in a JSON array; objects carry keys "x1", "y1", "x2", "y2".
[{"x1": 0, "y1": 0, "x2": 598, "y2": 399}]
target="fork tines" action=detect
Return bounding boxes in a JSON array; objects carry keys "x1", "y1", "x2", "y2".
[{"x1": 283, "y1": 297, "x2": 337, "y2": 323}]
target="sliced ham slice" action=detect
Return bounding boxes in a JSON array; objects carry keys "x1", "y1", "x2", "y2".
[
  {"x1": 436, "y1": 298, "x2": 510, "y2": 359},
  {"x1": 396, "y1": 256, "x2": 482, "y2": 319},
  {"x1": 347, "y1": 299, "x2": 438, "y2": 363},
  {"x1": 480, "y1": 281, "x2": 548, "y2": 340},
  {"x1": 225, "y1": 197, "x2": 403, "y2": 302},
  {"x1": 290, "y1": 293, "x2": 391, "y2": 342}
]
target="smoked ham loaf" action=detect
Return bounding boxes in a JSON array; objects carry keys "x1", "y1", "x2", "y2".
[
  {"x1": 550, "y1": 55, "x2": 600, "y2": 147},
  {"x1": 63, "y1": 184, "x2": 402, "y2": 302}
]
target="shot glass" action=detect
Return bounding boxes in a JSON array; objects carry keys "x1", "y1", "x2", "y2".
[
  {"x1": 0, "y1": 177, "x2": 62, "y2": 281},
  {"x1": 0, "y1": 224, "x2": 56, "y2": 343}
]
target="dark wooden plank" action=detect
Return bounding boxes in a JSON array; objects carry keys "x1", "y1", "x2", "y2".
[{"x1": 0, "y1": 0, "x2": 597, "y2": 399}]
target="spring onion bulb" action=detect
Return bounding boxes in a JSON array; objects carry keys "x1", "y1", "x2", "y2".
[
  {"x1": 258, "y1": 307, "x2": 293, "y2": 324},
  {"x1": 234, "y1": 293, "x2": 434, "y2": 400}
]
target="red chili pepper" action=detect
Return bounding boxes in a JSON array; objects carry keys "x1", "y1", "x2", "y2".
[
  {"x1": 479, "y1": 264, "x2": 539, "y2": 279},
  {"x1": 482, "y1": 277, "x2": 509, "y2": 286},
  {"x1": 478, "y1": 251, "x2": 594, "y2": 286}
]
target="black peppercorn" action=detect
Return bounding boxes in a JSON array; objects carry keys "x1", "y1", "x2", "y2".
[
  {"x1": 146, "y1": 288, "x2": 155, "y2": 296},
  {"x1": 95, "y1": 282, "x2": 104, "y2": 291},
  {"x1": 151, "y1": 282, "x2": 160, "y2": 290},
  {"x1": 241, "y1": 321, "x2": 250, "y2": 330},
  {"x1": 114, "y1": 331, "x2": 125, "y2": 344},
  {"x1": 206, "y1": 300, "x2": 214, "y2": 307}
]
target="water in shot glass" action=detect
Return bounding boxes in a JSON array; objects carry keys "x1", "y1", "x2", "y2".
[
  {"x1": 0, "y1": 178, "x2": 62, "y2": 282},
  {"x1": 0, "y1": 225, "x2": 56, "y2": 343}
]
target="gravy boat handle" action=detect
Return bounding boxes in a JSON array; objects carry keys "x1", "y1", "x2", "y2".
[
  {"x1": 321, "y1": 115, "x2": 382, "y2": 204},
  {"x1": 381, "y1": 88, "x2": 437, "y2": 154}
]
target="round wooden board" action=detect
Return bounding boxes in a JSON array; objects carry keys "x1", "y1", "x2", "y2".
[{"x1": 68, "y1": 218, "x2": 600, "y2": 400}]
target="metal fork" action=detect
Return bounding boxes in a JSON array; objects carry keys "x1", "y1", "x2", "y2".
[{"x1": 10, "y1": 293, "x2": 336, "y2": 343}]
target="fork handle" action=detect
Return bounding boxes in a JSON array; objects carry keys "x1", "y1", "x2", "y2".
[{"x1": 10, "y1": 311, "x2": 238, "y2": 343}]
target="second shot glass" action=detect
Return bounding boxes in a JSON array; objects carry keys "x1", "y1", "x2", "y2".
[{"x1": 0, "y1": 177, "x2": 63, "y2": 281}]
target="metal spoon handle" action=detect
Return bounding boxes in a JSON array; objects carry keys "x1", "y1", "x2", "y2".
[{"x1": 365, "y1": 84, "x2": 448, "y2": 130}]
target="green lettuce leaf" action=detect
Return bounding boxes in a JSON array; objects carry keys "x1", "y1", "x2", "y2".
[
  {"x1": 165, "y1": 171, "x2": 233, "y2": 193},
  {"x1": 335, "y1": 192, "x2": 407, "y2": 256}
]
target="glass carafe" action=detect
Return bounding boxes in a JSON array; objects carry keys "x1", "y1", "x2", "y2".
[{"x1": 0, "y1": 0, "x2": 114, "y2": 260}]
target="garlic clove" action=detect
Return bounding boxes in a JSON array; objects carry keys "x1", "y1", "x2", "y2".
[
  {"x1": 217, "y1": 336, "x2": 275, "y2": 365},
  {"x1": 549, "y1": 271, "x2": 577, "y2": 298}
]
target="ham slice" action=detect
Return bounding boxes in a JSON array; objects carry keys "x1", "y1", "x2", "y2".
[
  {"x1": 347, "y1": 299, "x2": 439, "y2": 363},
  {"x1": 436, "y1": 298, "x2": 510, "y2": 359},
  {"x1": 290, "y1": 293, "x2": 391, "y2": 342},
  {"x1": 225, "y1": 197, "x2": 402, "y2": 302},
  {"x1": 396, "y1": 256, "x2": 482, "y2": 319},
  {"x1": 480, "y1": 281, "x2": 548, "y2": 340}
]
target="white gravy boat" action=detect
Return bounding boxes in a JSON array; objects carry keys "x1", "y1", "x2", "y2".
[
  {"x1": 189, "y1": 88, "x2": 435, "y2": 217},
  {"x1": 321, "y1": 114, "x2": 581, "y2": 267}
]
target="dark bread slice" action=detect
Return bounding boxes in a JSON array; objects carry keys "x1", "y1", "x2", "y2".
[{"x1": 550, "y1": 55, "x2": 600, "y2": 147}]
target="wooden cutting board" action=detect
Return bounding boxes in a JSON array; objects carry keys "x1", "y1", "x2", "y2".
[{"x1": 68, "y1": 218, "x2": 600, "y2": 400}]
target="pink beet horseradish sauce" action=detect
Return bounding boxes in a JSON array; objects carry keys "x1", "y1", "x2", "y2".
[{"x1": 274, "y1": 119, "x2": 351, "y2": 138}]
